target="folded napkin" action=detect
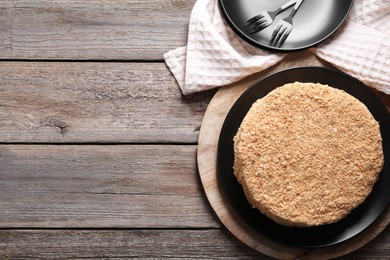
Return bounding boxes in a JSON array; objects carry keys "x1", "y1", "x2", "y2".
[
  {"x1": 311, "y1": 0, "x2": 390, "y2": 95},
  {"x1": 164, "y1": 0, "x2": 390, "y2": 95}
]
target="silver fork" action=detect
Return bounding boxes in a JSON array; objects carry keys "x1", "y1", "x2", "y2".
[
  {"x1": 271, "y1": 0, "x2": 304, "y2": 46},
  {"x1": 245, "y1": 0, "x2": 297, "y2": 34}
]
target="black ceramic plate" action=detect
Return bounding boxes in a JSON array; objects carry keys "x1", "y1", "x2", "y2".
[
  {"x1": 219, "y1": 0, "x2": 353, "y2": 51},
  {"x1": 217, "y1": 67, "x2": 390, "y2": 248}
]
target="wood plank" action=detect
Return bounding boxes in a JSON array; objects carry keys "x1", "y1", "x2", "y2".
[
  {"x1": 0, "y1": 229, "x2": 269, "y2": 259},
  {"x1": 0, "y1": 0, "x2": 194, "y2": 60},
  {"x1": 0, "y1": 144, "x2": 219, "y2": 228},
  {"x1": 1, "y1": 56, "x2": 387, "y2": 144},
  {"x1": 0, "y1": 229, "x2": 389, "y2": 259},
  {"x1": 0, "y1": 1, "x2": 13, "y2": 54},
  {"x1": 0, "y1": 61, "x2": 214, "y2": 143}
]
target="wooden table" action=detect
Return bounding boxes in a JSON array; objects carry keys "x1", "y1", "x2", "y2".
[{"x1": 0, "y1": 1, "x2": 389, "y2": 259}]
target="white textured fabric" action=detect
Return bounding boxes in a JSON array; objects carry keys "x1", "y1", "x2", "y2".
[
  {"x1": 164, "y1": 0, "x2": 390, "y2": 95},
  {"x1": 164, "y1": 0, "x2": 285, "y2": 95},
  {"x1": 310, "y1": 0, "x2": 390, "y2": 94}
]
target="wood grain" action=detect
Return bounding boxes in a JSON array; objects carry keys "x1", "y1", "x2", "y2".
[
  {"x1": 0, "y1": 1, "x2": 13, "y2": 54},
  {"x1": 0, "y1": 0, "x2": 194, "y2": 60},
  {"x1": 0, "y1": 144, "x2": 219, "y2": 228},
  {"x1": 0, "y1": 229, "x2": 270, "y2": 259},
  {"x1": 0, "y1": 62, "x2": 214, "y2": 143},
  {"x1": 1, "y1": 228, "x2": 390, "y2": 259}
]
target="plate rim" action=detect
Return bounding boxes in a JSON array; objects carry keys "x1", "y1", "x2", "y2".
[
  {"x1": 217, "y1": 66, "x2": 390, "y2": 248},
  {"x1": 218, "y1": 0, "x2": 354, "y2": 51}
]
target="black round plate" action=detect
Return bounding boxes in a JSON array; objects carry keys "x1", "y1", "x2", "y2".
[
  {"x1": 219, "y1": 0, "x2": 353, "y2": 51},
  {"x1": 217, "y1": 67, "x2": 390, "y2": 248}
]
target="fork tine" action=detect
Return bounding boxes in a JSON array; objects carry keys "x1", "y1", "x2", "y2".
[
  {"x1": 278, "y1": 29, "x2": 290, "y2": 44},
  {"x1": 274, "y1": 26, "x2": 287, "y2": 44},
  {"x1": 246, "y1": 14, "x2": 264, "y2": 25},
  {"x1": 246, "y1": 18, "x2": 266, "y2": 29},
  {"x1": 247, "y1": 20, "x2": 268, "y2": 34},
  {"x1": 271, "y1": 24, "x2": 282, "y2": 40},
  {"x1": 246, "y1": 19, "x2": 266, "y2": 29},
  {"x1": 257, "y1": 22, "x2": 270, "y2": 31},
  {"x1": 257, "y1": 19, "x2": 274, "y2": 31}
]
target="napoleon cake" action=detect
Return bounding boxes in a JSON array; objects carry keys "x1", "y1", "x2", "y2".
[{"x1": 233, "y1": 82, "x2": 384, "y2": 227}]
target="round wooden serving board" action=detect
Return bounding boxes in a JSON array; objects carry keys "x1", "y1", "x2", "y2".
[{"x1": 197, "y1": 53, "x2": 390, "y2": 260}]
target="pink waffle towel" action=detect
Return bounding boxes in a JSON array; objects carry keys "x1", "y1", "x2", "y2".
[{"x1": 164, "y1": 0, "x2": 390, "y2": 95}]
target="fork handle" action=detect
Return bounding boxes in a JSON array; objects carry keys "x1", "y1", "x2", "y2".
[
  {"x1": 280, "y1": 0, "x2": 299, "y2": 11},
  {"x1": 273, "y1": 0, "x2": 297, "y2": 15},
  {"x1": 289, "y1": 0, "x2": 303, "y2": 18}
]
